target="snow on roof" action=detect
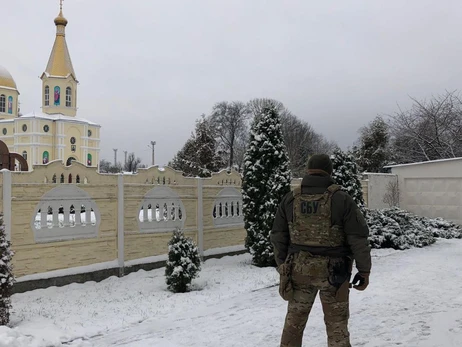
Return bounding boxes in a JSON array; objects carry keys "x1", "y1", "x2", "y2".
[
  {"x1": 5, "y1": 111, "x2": 101, "y2": 126},
  {"x1": 384, "y1": 157, "x2": 462, "y2": 169}
]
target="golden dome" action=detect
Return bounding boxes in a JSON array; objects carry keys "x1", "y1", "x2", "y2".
[
  {"x1": 0, "y1": 65, "x2": 17, "y2": 90},
  {"x1": 54, "y1": 10, "x2": 68, "y2": 26}
]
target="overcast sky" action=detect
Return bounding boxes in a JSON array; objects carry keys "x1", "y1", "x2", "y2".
[{"x1": 2, "y1": 0, "x2": 462, "y2": 166}]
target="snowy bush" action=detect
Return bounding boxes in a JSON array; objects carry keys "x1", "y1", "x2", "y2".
[
  {"x1": 0, "y1": 213, "x2": 14, "y2": 326},
  {"x1": 331, "y1": 149, "x2": 366, "y2": 214},
  {"x1": 165, "y1": 229, "x2": 201, "y2": 293},
  {"x1": 366, "y1": 207, "x2": 462, "y2": 250},
  {"x1": 242, "y1": 103, "x2": 291, "y2": 267}
]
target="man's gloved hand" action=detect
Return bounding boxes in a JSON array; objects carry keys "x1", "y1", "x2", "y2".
[{"x1": 351, "y1": 272, "x2": 369, "y2": 291}]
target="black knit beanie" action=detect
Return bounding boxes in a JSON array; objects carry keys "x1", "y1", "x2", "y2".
[{"x1": 307, "y1": 154, "x2": 333, "y2": 176}]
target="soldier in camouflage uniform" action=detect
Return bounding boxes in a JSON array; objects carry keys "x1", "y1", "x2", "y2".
[{"x1": 271, "y1": 154, "x2": 371, "y2": 347}]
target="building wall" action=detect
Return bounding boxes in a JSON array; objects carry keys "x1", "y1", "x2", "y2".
[
  {"x1": 41, "y1": 75, "x2": 77, "y2": 117},
  {"x1": 390, "y1": 159, "x2": 462, "y2": 224},
  {"x1": 0, "y1": 87, "x2": 19, "y2": 119},
  {"x1": 0, "y1": 117, "x2": 100, "y2": 169},
  {"x1": 363, "y1": 173, "x2": 398, "y2": 210},
  {"x1": 1, "y1": 164, "x2": 245, "y2": 278}
]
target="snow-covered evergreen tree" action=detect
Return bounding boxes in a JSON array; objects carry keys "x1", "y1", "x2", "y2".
[
  {"x1": 165, "y1": 229, "x2": 201, "y2": 293},
  {"x1": 242, "y1": 104, "x2": 292, "y2": 267},
  {"x1": 170, "y1": 116, "x2": 224, "y2": 177},
  {"x1": 0, "y1": 213, "x2": 14, "y2": 326},
  {"x1": 331, "y1": 149, "x2": 366, "y2": 214},
  {"x1": 354, "y1": 116, "x2": 392, "y2": 172}
]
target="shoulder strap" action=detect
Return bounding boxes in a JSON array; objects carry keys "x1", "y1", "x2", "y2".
[
  {"x1": 327, "y1": 184, "x2": 341, "y2": 195},
  {"x1": 292, "y1": 185, "x2": 302, "y2": 198}
]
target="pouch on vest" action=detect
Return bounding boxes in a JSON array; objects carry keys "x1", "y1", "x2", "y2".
[{"x1": 277, "y1": 254, "x2": 294, "y2": 301}]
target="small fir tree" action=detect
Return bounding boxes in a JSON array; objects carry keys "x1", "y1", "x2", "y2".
[
  {"x1": 242, "y1": 103, "x2": 292, "y2": 267},
  {"x1": 331, "y1": 149, "x2": 366, "y2": 214},
  {"x1": 170, "y1": 116, "x2": 224, "y2": 177},
  {"x1": 165, "y1": 229, "x2": 201, "y2": 293},
  {"x1": 0, "y1": 213, "x2": 14, "y2": 326}
]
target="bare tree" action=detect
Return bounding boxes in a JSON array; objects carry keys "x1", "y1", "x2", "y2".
[
  {"x1": 280, "y1": 111, "x2": 337, "y2": 177},
  {"x1": 383, "y1": 180, "x2": 399, "y2": 207},
  {"x1": 209, "y1": 101, "x2": 250, "y2": 169},
  {"x1": 124, "y1": 152, "x2": 142, "y2": 173},
  {"x1": 388, "y1": 90, "x2": 462, "y2": 163},
  {"x1": 247, "y1": 98, "x2": 286, "y2": 121}
]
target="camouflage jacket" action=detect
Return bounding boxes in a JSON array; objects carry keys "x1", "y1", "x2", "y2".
[{"x1": 270, "y1": 174, "x2": 371, "y2": 274}]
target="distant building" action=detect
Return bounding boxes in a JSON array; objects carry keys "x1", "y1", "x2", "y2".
[{"x1": 0, "y1": 3, "x2": 101, "y2": 169}]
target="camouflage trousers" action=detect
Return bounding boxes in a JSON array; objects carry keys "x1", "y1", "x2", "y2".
[{"x1": 280, "y1": 252, "x2": 351, "y2": 347}]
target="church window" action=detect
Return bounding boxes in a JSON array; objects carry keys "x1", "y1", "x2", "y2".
[
  {"x1": 0, "y1": 95, "x2": 5, "y2": 113},
  {"x1": 43, "y1": 151, "x2": 49, "y2": 164},
  {"x1": 54, "y1": 86, "x2": 60, "y2": 106},
  {"x1": 43, "y1": 125, "x2": 49, "y2": 132},
  {"x1": 22, "y1": 124, "x2": 27, "y2": 132},
  {"x1": 66, "y1": 87, "x2": 72, "y2": 107},
  {"x1": 87, "y1": 153, "x2": 92, "y2": 166},
  {"x1": 22, "y1": 151, "x2": 27, "y2": 160},
  {"x1": 45, "y1": 86, "x2": 50, "y2": 106},
  {"x1": 2, "y1": 128, "x2": 6, "y2": 135},
  {"x1": 7, "y1": 96, "x2": 12, "y2": 114}
]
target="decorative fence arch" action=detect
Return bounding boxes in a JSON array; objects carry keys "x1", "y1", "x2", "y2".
[
  {"x1": 212, "y1": 187, "x2": 244, "y2": 227},
  {"x1": 31, "y1": 185, "x2": 101, "y2": 243},
  {"x1": 138, "y1": 186, "x2": 186, "y2": 233}
]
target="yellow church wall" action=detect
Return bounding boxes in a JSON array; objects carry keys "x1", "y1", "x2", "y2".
[
  {"x1": 41, "y1": 75, "x2": 77, "y2": 117},
  {"x1": 19, "y1": 136, "x2": 30, "y2": 144},
  {"x1": 0, "y1": 122, "x2": 14, "y2": 137},
  {"x1": 0, "y1": 135, "x2": 14, "y2": 147},
  {"x1": 38, "y1": 136, "x2": 53, "y2": 146},
  {"x1": 0, "y1": 88, "x2": 19, "y2": 119},
  {"x1": 87, "y1": 139, "x2": 98, "y2": 148},
  {"x1": 63, "y1": 124, "x2": 82, "y2": 162}
]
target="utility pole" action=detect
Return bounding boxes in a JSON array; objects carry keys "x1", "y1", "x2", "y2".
[
  {"x1": 113, "y1": 148, "x2": 118, "y2": 166},
  {"x1": 148, "y1": 141, "x2": 156, "y2": 166},
  {"x1": 124, "y1": 151, "x2": 128, "y2": 165}
]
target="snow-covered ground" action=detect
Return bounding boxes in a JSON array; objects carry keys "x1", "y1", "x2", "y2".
[{"x1": 2, "y1": 239, "x2": 462, "y2": 346}]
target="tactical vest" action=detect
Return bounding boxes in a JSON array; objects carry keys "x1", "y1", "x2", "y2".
[{"x1": 289, "y1": 184, "x2": 345, "y2": 248}]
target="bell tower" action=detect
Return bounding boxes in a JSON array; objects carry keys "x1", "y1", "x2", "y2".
[{"x1": 41, "y1": 0, "x2": 78, "y2": 117}]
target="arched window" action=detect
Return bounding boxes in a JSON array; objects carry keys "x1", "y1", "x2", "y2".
[
  {"x1": 87, "y1": 153, "x2": 92, "y2": 166},
  {"x1": 66, "y1": 87, "x2": 72, "y2": 107},
  {"x1": 22, "y1": 151, "x2": 27, "y2": 160},
  {"x1": 0, "y1": 95, "x2": 5, "y2": 113},
  {"x1": 7, "y1": 96, "x2": 13, "y2": 114},
  {"x1": 42, "y1": 151, "x2": 49, "y2": 164},
  {"x1": 44, "y1": 86, "x2": 50, "y2": 106},
  {"x1": 54, "y1": 86, "x2": 60, "y2": 106}
]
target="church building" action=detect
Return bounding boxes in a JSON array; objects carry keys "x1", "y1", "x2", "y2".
[{"x1": 0, "y1": 3, "x2": 101, "y2": 169}]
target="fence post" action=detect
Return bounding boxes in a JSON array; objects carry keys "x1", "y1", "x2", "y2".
[
  {"x1": 117, "y1": 174, "x2": 125, "y2": 276},
  {"x1": 197, "y1": 177, "x2": 204, "y2": 259},
  {"x1": 2, "y1": 170, "x2": 12, "y2": 242}
]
